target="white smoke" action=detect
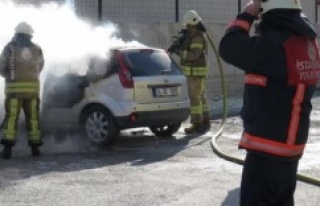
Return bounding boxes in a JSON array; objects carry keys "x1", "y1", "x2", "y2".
[
  {"x1": 0, "y1": 0, "x2": 142, "y2": 76},
  {"x1": 0, "y1": 0, "x2": 144, "y2": 154}
]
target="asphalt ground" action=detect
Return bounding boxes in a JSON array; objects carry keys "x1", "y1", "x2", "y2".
[{"x1": 1, "y1": 93, "x2": 320, "y2": 206}]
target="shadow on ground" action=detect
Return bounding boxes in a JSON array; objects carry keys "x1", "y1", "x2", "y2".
[
  {"x1": 0, "y1": 125, "x2": 210, "y2": 189},
  {"x1": 222, "y1": 188, "x2": 240, "y2": 206}
]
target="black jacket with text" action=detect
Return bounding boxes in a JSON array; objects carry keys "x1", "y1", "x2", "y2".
[{"x1": 219, "y1": 10, "x2": 320, "y2": 160}]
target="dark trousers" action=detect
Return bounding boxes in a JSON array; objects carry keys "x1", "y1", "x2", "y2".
[{"x1": 240, "y1": 152, "x2": 298, "y2": 206}]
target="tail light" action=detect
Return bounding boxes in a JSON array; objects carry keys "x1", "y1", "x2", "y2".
[
  {"x1": 116, "y1": 51, "x2": 133, "y2": 88},
  {"x1": 130, "y1": 113, "x2": 138, "y2": 122}
]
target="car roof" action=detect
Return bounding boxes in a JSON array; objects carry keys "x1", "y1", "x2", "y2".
[{"x1": 113, "y1": 46, "x2": 165, "y2": 53}]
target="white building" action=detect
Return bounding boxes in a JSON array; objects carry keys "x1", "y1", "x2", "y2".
[{"x1": 12, "y1": 0, "x2": 320, "y2": 97}]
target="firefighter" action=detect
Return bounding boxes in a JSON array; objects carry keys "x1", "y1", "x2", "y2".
[
  {"x1": 0, "y1": 22, "x2": 44, "y2": 159},
  {"x1": 219, "y1": 0, "x2": 319, "y2": 205},
  {"x1": 168, "y1": 10, "x2": 211, "y2": 134}
]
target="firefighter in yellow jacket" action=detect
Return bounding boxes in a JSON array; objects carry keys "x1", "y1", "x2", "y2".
[
  {"x1": 0, "y1": 22, "x2": 44, "y2": 159},
  {"x1": 168, "y1": 10, "x2": 211, "y2": 134}
]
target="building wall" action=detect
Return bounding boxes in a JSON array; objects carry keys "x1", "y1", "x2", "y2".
[
  {"x1": 303, "y1": 1, "x2": 316, "y2": 23},
  {"x1": 12, "y1": 0, "x2": 65, "y2": 5},
  {"x1": 11, "y1": 0, "x2": 320, "y2": 99}
]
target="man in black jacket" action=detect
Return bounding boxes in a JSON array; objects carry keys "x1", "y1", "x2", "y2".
[{"x1": 219, "y1": 0, "x2": 319, "y2": 205}]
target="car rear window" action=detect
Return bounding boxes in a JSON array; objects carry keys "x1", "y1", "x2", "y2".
[{"x1": 124, "y1": 49, "x2": 181, "y2": 76}]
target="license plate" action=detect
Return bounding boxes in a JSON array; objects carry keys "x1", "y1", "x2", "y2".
[{"x1": 153, "y1": 87, "x2": 178, "y2": 97}]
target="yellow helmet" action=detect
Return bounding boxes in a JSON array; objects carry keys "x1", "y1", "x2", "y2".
[
  {"x1": 182, "y1": 10, "x2": 201, "y2": 26},
  {"x1": 15, "y1": 22, "x2": 34, "y2": 36},
  {"x1": 261, "y1": 0, "x2": 302, "y2": 14}
]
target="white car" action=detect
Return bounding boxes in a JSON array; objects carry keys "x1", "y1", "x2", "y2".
[{"x1": 41, "y1": 47, "x2": 190, "y2": 145}]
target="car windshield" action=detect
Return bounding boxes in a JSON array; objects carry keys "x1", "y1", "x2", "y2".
[{"x1": 124, "y1": 49, "x2": 181, "y2": 76}]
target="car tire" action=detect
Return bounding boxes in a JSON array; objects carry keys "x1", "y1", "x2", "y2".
[
  {"x1": 149, "y1": 123, "x2": 181, "y2": 137},
  {"x1": 82, "y1": 106, "x2": 119, "y2": 145}
]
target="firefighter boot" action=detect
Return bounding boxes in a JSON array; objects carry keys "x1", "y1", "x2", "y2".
[
  {"x1": 184, "y1": 123, "x2": 203, "y2": 134},
  {"x1": 31, "y1": 146, "x2": 41, "y2": 157},
  {"x1": 202, "y1": 120, "x2": 211, "y2": 132},
  {"x1": 2, "y1": 146, "x2": 12, "y2": 159}
]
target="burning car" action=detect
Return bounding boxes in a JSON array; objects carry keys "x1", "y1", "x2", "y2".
[{"x1": 41, "y1": 46, "x2": 190, "y2": 145}]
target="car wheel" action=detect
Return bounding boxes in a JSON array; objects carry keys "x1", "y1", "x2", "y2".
[
  {"x1": 82, "y1": 106, "x2": 119, "y2": 145},
  {"x1": 149, "y1": 123, "x2": 181, "y2": 137}
]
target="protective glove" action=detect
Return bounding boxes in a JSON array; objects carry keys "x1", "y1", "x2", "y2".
[
  {"x1": 244, "y1": 0, "x2": 261, "y2": 17},
  {"x1": 167, "y1": 29, "x2": 187, "y2": 54},
  {"x1": 178, "y1": 29, "x2": 188, "y2": 39},
  {"x1": 167, "y1": 42, "x2": 179, "y2": 54},
  {"x1": 196, "y1": 22, "x2": 206, "y2": 32}
]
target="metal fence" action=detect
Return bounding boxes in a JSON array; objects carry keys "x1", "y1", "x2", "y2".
[
  {"x1": 12, "y1": 0, "x2": 65, "y2": 6},
  {"x1": 75, "y1": 0, "x2": 239, "y2": 23},
  {"x1": 74, "y1": 0, "x2": 318, "y2": 24},
  {"x1": 11, "y1": 0, "x2": 242, "y2": 23},
  {"x1": 11, "y1": 0, "x2": 319, "y2": 24}
]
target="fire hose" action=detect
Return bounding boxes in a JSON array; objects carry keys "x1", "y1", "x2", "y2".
[{"x1": 204, "y1": 31, "x2": 320, "y2": 187}]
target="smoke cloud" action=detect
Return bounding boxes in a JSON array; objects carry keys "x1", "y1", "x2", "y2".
[
  {"x1": 0, "y1": 0, "x2": 142, "y2": 76},
  {"x1": 0, "y1": 0, "x2": 144, "y2": 154}
]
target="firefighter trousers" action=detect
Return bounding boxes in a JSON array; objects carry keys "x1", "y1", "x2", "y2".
[
  {"x1": 240, "y1": 152, "x2": 298, "y2": 206},
  {"x1": 187, "y1": 76, "x2": 211, "y2": 124},
  {"x1": 0, "y1": 97, "x2": 42, "y2": 146}
]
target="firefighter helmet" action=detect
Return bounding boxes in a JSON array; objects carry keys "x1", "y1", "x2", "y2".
[
  {"x1": 261, "y1": 0, "x2": 302, "y2": 14},
  {"x1": 15, "y1": 22, "x2": 34, "y2": 36},
  {"x1": 182, "y1": 10, "x2": 201, "y2": 26}
]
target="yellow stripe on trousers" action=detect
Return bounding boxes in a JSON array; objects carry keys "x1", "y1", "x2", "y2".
[
  {"x1": 28, "y1": 99, "x2": 41, "y2": 141},
  {"x1": 3, "y1": 99, "x2": 19, "y2": 141}
]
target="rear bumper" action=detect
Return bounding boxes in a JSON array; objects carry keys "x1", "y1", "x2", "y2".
[{"x1": 116, "y1": 108, "x2": 189, "y2": 128}]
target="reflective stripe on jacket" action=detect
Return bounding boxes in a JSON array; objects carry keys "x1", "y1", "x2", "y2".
[
  {"x1": 5, "y1": 82, "x2": 40, "y2": 93},
  {"x1": 0, "y1": 40, "x2": 44, "y2": 98},
  {"x1": 219, "y1": 12, "x2": 320, "y2": 160},
  {"x1": 180, "y1": 29, "x2": 208, "y2": 76},
  {"x1": 240, "y1": 132, "x2": 305, "y2": 157},
  {"x1": 241, "y1": 74, "x2": 310, "y2": 158}
]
